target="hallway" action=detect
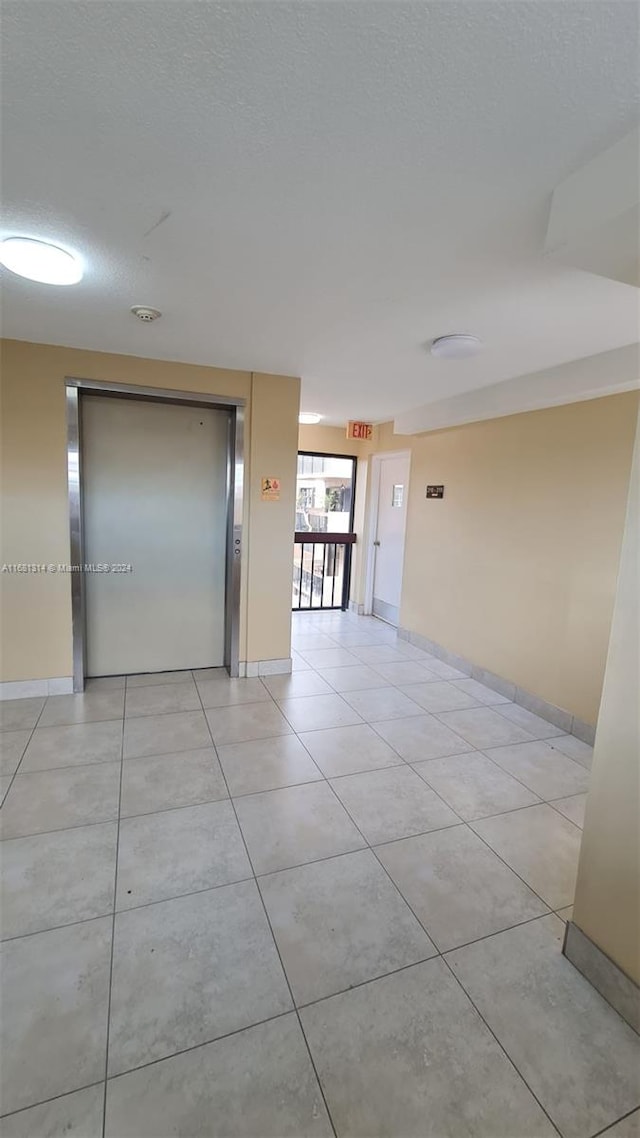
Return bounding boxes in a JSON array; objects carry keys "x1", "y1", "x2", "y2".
[{"x1": 1, "y1": 611, "x2": 638, "y2": 1137}]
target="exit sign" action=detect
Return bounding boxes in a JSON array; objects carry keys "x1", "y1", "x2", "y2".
[{"x1": 347, "y1": 421, "x2": 373, "y2": 440}]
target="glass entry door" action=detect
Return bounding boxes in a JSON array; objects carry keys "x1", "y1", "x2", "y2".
[{"x1": 292, "y1": 451, "x2": 357, "y2": 610}]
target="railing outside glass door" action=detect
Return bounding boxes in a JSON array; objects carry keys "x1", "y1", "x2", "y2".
[{"x1": 292, "y1": 451, "x2": 357, "y2": 611}]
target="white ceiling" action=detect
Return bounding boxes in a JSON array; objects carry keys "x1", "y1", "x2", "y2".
[{"x1": 2, "y1": 1, "x2": 638, "y2": 425}]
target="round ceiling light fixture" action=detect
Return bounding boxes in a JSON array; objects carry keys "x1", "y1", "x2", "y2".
[
  {"x1": 0, "y1": 236, "x2": 83, "y2": 285},
  {"x1": 430, "y1": 334, "x2": 482, "y2": 360},
  {"x1": 299, "y1": 412, "x2": 323, "y2": 425}
]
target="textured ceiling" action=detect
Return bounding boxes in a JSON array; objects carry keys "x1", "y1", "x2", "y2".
[{"x1": 1, "y1": 1, "x2": 638, "y2": 424}]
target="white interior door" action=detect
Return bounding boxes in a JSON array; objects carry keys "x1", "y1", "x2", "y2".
[
  {"x1": 82, "y1": 396, "x2": 229, "y2": 676},
  {"x1": 372, "y1": 452, "x2": 411, "y2": 626}
]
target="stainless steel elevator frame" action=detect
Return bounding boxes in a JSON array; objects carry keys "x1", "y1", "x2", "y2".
[{"x1": 65, "y1": 377, "x2": 245, "y2": 691}]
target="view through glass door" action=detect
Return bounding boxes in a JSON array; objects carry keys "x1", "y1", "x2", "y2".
[{"x1": 293, "y1": 451, "x2": 357, "y2": 610}]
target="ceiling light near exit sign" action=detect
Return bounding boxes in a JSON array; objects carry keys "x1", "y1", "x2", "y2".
[
  {"x1": 0, "y1": 237, "x2": 83, "y2": 285},
  {"x1": 299, "y1": 412, "x2": 323, "y2": 425}
]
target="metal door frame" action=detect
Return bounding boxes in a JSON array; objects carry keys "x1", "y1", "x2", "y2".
[{"x1": 65, "y1": 377, "x2": 245, "y2": 691}]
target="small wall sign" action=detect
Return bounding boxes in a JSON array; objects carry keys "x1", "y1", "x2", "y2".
[
  {"x1": 261, "y1": 477, "x2": 281, "y2": 501},
  {"x1": 426, "y1": 485, "x2": 444, "y2": 499},
  {"x1": 346, "y1": 421, "x2": 373, "y2": 441}
]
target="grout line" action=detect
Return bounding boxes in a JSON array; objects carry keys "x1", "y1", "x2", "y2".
[
  {"x1": 0, "y1": 697, "x2": 50, "y2": 807},
  {"x1": 0, "y1": 1080, "x2": 107, "y2": 1124},
  {"x1": 440, "y1": 953, "x2": 564, "y2": 1137},
  {"x1": 0, "y1": 875, "x2": 257, "y2": 944},
  {"x1": 100, "y1": 711, "x2": 125, "y2": 1138},
  {"x1": 4, "y1": 617, "x2": 588, "y2": 1125},
  {"x1": 194, "y1": 678, "x2": 340, "y2": 1138},
  {"x1": 590, "y1": 1107, "x2": 640, "y2": 1138}
]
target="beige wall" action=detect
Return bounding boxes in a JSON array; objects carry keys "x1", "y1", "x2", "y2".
[
  {"x1": 369, "y1": 394, "x2": 638, "y2": 726},
  {"x1": 0, "y1": 339, "x2": 300, "y2": 680},
  {"x1": 572, "y1": 405, "x2": 640, "y2": 983}
]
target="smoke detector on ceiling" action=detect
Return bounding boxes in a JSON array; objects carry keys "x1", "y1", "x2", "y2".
[
  {"x1": 430, "y1": 334, "x2": 482, "y2": 359},
  {"x1": 131, "y1": 305, "x2": 161, "y2": 322}
]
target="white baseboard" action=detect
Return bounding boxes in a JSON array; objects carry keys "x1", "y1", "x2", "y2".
[
  {"x1": 0, "y1": 676, "x2": 74, "y2": 700},
  {"x1": 398, "y1": 626, "x2": 596, "y2": 745},
  {"x1": 240, "y1": 658, "x2": 292, "y2": 678},
  {"x1": 564, "y1": 921, "x2": 640, "y2": 1033}
]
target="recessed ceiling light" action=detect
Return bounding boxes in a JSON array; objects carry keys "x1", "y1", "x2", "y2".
[
  {"x1": 0, "y1": 237, "x2": 83, "y2": 285},
  {"x1": 299, "y1": 412, "x2": 323, "y2": 425},
  {"x1": 430, "y1": 334, "x2": 482, "y2": 359}
]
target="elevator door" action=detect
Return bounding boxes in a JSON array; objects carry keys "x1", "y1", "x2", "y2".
[{"x1": 82, "y1": 395, "x2": 229, "y2": 676}]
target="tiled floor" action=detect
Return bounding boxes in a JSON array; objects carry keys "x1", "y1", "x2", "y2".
[{"x1": 1, "y1": 610, "x2": 638, "y2": 1137}]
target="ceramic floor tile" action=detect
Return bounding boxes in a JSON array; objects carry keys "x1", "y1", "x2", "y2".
[
  {"x1": 316, "y1": 664, "x2": 391, "y2": 692},
  {"x1": 395, "y1": 642, "x2": 441, "y2": 661},
  {"x1": 555, "y1": 905, "x2": 574, "y2": 922},
  {"x1": 328, "y1": 631, "x2": 384, "y2": 649},
  {"x1": 86, "y1": 674, "x2": 126, "y2": 691},
  {"x1": 399, "y1": 680, "x2": 482, "y2": 713},
  {"x1": 196, "y1": 676, "x2": 272, "y2": 708},
  {"x1": 191, "y1": 667, "x2": 228, "y2": 681},
  {"x1": 234, "y1": 780, "x2": 365, "y2": 874},
  {"x1": 370, "y1": 660, "x2": 440, "y2": 685},
  {"x1": 1, "y1": 1085, "x2": 105, "y2": 1138},
  {"x1": 341, "y1": 686, "x2": 424, "y2": 723},
  {"x1": 0, "y1": 698, "x2": 45, "y2": 732},
  {"x1": 207, "y1": 701, "x2": 293, "y2": 748},
  {"x1": 124, "y1": 681, "x2": 200, "y2": 718},
  {"x1": 262, "y1": 671, "x2": 333, "y2": 699},
  {"x1": 484, "y1": 740, "x2": 589, "y2": 800},
  {"x1": 350, "y1": 644, "x2": 413, "y2": 665},
  {"x1": 374, "y1": 712, "x2": 472, "y2": 762},
  {"x1": 259, "y1": 848, "x2": 436, "y2": 1004},
  {"x1": 116, "y1": 799, "x2": 251, "y2": 909},
  {"x1": 415, "y1": 658, "x2": 469, "y2": 681},
  {"x1": 1, "y1": 761, "x2": 121, "y2": 838},
  {"x1": 105, "y1": 1014, "x2": 332, "y2": 1138},
  {"x1": 548, "y1": 734, "x2": 594, "y2": 770},
  {"x1": 377, "y1": 825, "x2": 548, "y2": 951},
  {"x1": 278, "y1": 693, "x2": 363, "y2": 732},
  {"x1": 451, "y1": 678, "x2": 511, "y2": 705},
  {"x1": 600, "y1": 1111, "x2": 640, "y2": 1137},
  {"x1": 126, "y1": 670, "x2": 193, "y2": 687},
  {"x1": 447, "y1": 915, "x2": 640, "y2": 1138},
  {"x1": 291, "y1": 652, "x2": 312, "y2": 672},
  {"x1": 549, "y1": 793, "x2": 587, "y2": 829},
  {"x1": 0, "y1": 775, "x2": 12, "y2": 804},
  {"x1": 120, "y1": 747, "x2": 227, "y2": 816},
  {"x1": 1, "y1": 822, "x2": 117, "y2": 939},
  {"x1": 218, "y1": 734, "x2": 321, "y2": 796},
  {"x1": 290, "y1": 633, "x2": 339, "y2": 652},
  {"x1": 297, "y1": 648, "x2": 359, "y2": 669},
  {"x1": 493, "y1": 703, "x2": 565, "y2": 739},
  {"x1": 471, "y1": 804, "x2": 582, "y2": 909},
  {"x1": 123, "y1": 710, "x2": 210, "y2": 759},
  {"x1": 108, "y1": 881, "x2": 292, "y2": 1075},
  {"x1": 331, "y1": 765, "x2": 459, "y2": 844},
  {"x1": 39, "y1": 690, "x2": 124, "y2": 727},
  {"x1": 437, "y1": 707, "x2": 535, "y2": 749},
  {"x1": 298, "y1": 722, "x2": 403, "y2": 777},
  {"x1": 21, "y1": 720, "x2": 123, "y2": 772},
  {"x1": 0, "y1": 917, "x2": 112, "y2": 1115},
  {"x1": 413, "y1": 750, "x2": 539, "y2": 821},
  {"x1": 300, "y1": 958, "x2": 556, "y2": 1138},
  {"x1": 0, "y1": 730, "x2": 31, "y2": 775}
]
